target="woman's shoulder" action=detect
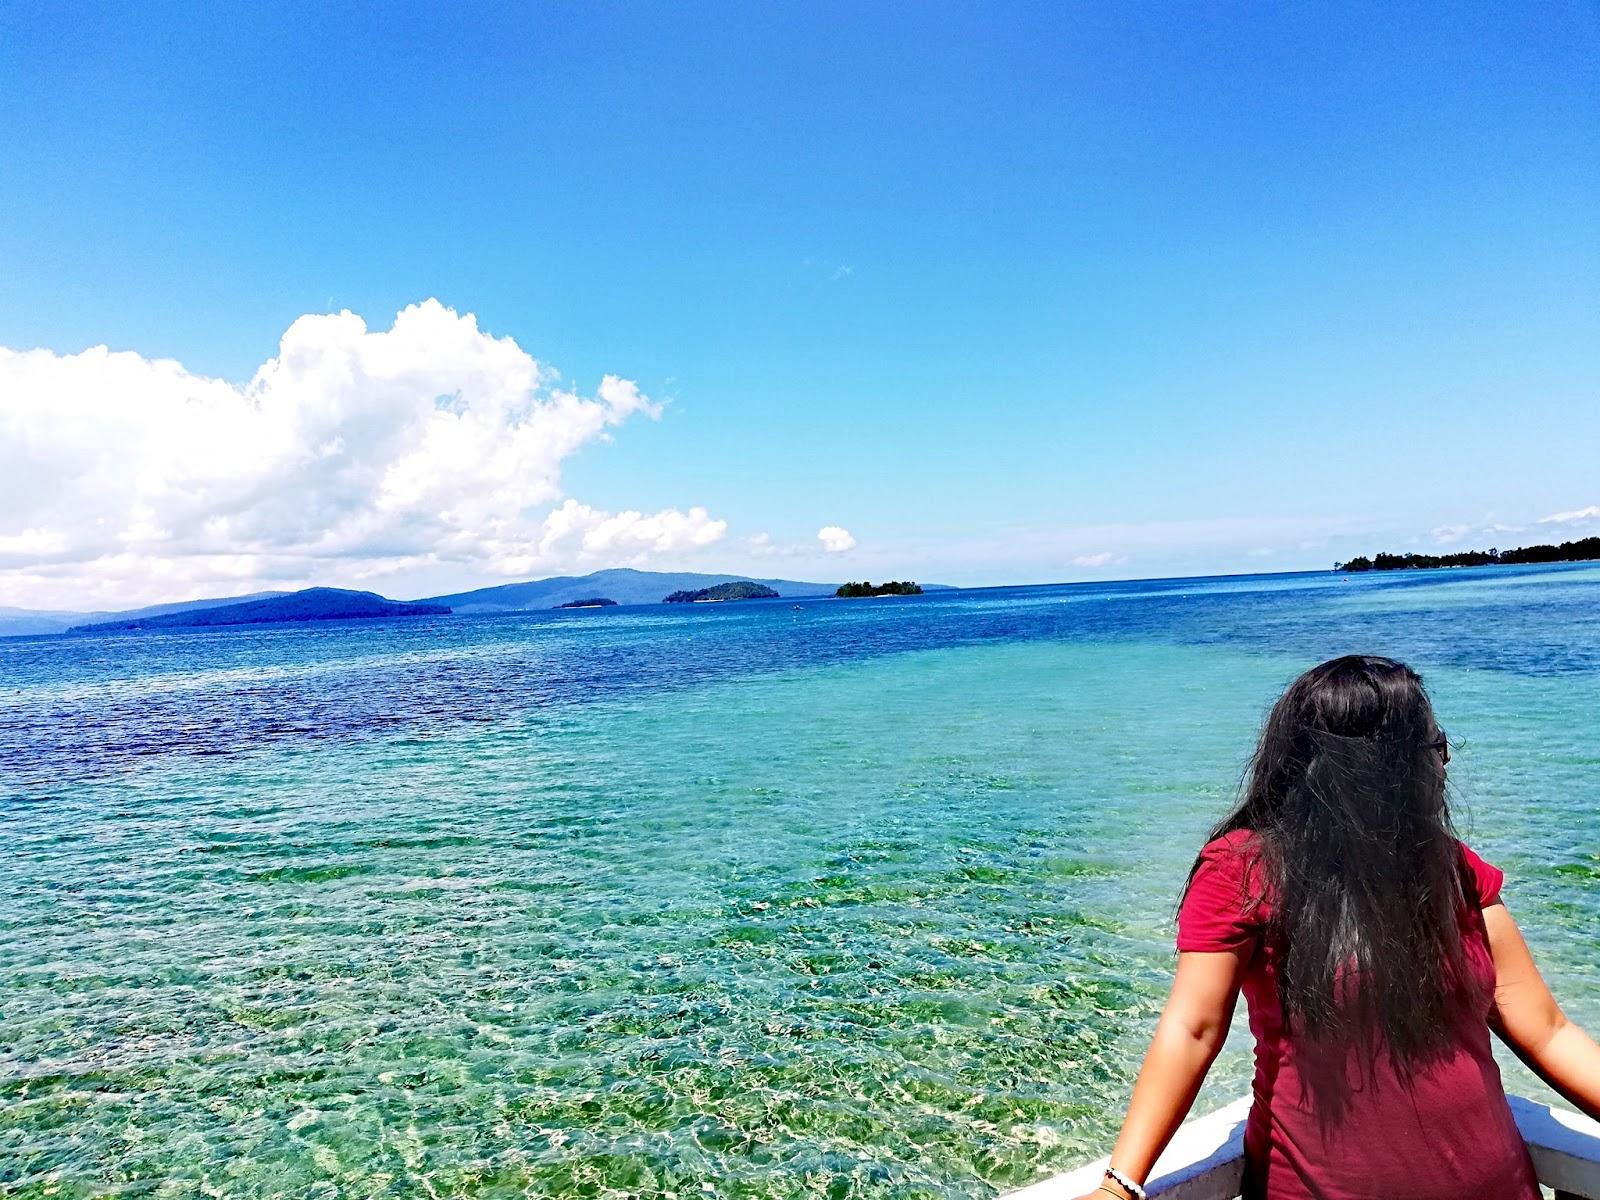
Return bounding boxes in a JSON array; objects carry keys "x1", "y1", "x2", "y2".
[
  {"x1": 1202, "y1": 827, "x2": 1258, "y2": 852},
  {"x1": 1193, "y1": 827, "x2": 1263, "y2": 871},
  {"x1": 1455, "y1": 839, "x2": 1505, "y2": 908},
  {"x1": 1178, "y1": 828, "x2": 1270, "y2": 953}
]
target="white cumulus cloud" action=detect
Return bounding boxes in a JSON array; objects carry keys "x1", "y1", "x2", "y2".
[
  {"x1": 817, "y1": 526, "x2": 857, "y2": 553},
  {"x1": 521, "y1": 499, "x2": 727, "y2": 576},
  {"x1": 0, "y1": 300, "x2": 729, "y2": 608}
]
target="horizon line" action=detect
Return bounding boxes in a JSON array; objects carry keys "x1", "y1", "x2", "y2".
[
  {"x1": 12, "y1": 563, "x2": 1346, "y2": 622},
  {"x1": 21, "y1": 558, "x2": 1600, "y2": 625}
]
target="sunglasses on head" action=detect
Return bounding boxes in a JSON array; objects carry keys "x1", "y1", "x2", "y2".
[{"x1": 1425, "y1": 729, "x2": 1450, "y2": 764}]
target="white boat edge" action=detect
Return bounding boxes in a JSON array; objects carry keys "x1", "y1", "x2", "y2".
[{"x1": 1005, "y1": 1094, "x2": 1600, "y2": 1200}]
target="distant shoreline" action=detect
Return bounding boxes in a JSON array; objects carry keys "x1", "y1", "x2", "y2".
[
  {"x1": 13, "y1": 560, "x2": 1600, "y2": 641},
  {"x1": 1335, "y1": 536, "x2": 1600, "y2": 574}
]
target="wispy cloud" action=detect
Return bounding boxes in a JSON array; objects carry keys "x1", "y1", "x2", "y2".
[
  {"x1": 1538, "y1": 505, "x2": 1600, "y2": 526},
  {"x1": 1071, "y1": 551, "x2": 1127, "y2": 568}
]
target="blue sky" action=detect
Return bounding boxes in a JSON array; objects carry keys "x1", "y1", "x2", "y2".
[{"x1": 1, "y1": 2, "x2": 1597, "y2": 606}]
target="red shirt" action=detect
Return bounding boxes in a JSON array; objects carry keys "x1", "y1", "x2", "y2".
[{"x1": 1177, "y1": 831, "x2": 1539, "y2": 1200}]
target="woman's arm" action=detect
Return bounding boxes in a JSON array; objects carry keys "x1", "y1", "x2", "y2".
[
  {"x1": 1073, "y1": 948, "x2": 1250, "y2": 1200},
  {"x1": 1484, "y1": 902, "x2": 1600, "y2": 1121}
]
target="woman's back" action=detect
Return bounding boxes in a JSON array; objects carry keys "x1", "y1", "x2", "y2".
[{"x1": 1179, "y1": 829, "x2": 1538, "y2": 1200}]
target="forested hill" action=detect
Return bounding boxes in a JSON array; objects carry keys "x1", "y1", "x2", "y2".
[
  {"x1": 1336, "y1": 537, "x2": 1600, "y2": 572},
  {"x1": 71, "y1": 588, "x2": 450, "y2": 632},
  {"x1": 663, "y1": 581, "x2": 779, "y2": 603},
  {"x1": 836, "y1": 581, "x2": 923, "y2": 597}
]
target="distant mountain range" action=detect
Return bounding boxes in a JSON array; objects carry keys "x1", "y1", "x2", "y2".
[
  {"x1": 421, "y1": 568, "x2": 840, "y2": 612},
  {"x1": 0, "y1": 568, "x2": 896, "y2": 637}
]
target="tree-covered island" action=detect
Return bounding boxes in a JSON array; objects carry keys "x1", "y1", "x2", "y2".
[
  {"x1": 554, "y1": 598, "x2": 617, "y2": 609},
  {"x1": 663, "y1": 581, "x2": 781, "y2": 603},
  {"x1": 835, "y1": 581, "x2": 923, "y2": 598},
  {"x1": 1335, "y1": 536, "x2": 1600, "y2": 573}
]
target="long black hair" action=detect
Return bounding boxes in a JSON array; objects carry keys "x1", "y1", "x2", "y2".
[{"x1": 1191, "y1": 654, "x2": 1479, "y2": 1067}]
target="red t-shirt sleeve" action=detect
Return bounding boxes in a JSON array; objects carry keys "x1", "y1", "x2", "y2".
[
  {"x1": 1459, "y1": 841, "x2": 1505, "y2": 908},
  {"x1": 1177, "y1": 835, "x2": 1263, "y2": 954}
]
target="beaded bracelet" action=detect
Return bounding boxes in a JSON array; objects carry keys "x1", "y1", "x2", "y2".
[{"x1": 1104, "y1": 1166, "x2": 1148, "y2": 1200}]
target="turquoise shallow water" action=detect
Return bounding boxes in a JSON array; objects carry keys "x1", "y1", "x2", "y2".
[{"x1": 2, "y1": 567, "x2": 1598, "y2": 1197}]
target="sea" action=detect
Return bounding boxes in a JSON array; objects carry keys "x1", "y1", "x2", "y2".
[{"x1": 3, "y1": 564, "x2": 1597, "y2": 1199}]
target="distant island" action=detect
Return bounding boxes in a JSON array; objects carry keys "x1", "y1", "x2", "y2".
[
  {"x1": 9, "y1": 570, "x2": 956, "y2": 640},
  {"x1": 836, "y1": 580, "x2": 923, "y2": 598},
  {"x1": 422, "y1": 568, "x2": 839, "y2": 613},
  {"x1": 70, "y1": 588, "x2": 450, "y2": 632},
  {"x1": 1336, "y1": 536, "x2": 1600, "y2": 573},
  {"x1": 664, "y1": 581, "x2": 780, "y2": 604}
]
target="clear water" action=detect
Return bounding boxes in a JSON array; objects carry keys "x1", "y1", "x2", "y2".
[{"x1": 3, "y1": 566, "x2": 1597, "y2": 1198}]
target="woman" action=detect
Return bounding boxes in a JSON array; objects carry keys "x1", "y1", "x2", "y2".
[{"x1": 1079, "y1": 655, "x2": 1600, "y2": 1200}]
